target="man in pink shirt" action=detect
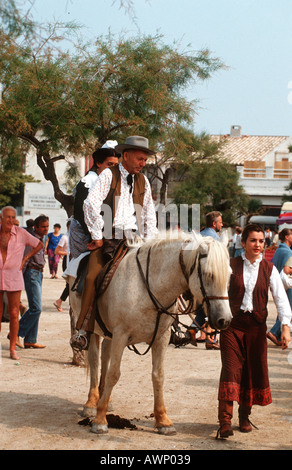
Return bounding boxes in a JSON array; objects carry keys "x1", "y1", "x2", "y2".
[{"x1": 0, "y1": 206, "x2": 43, "y2": 360}]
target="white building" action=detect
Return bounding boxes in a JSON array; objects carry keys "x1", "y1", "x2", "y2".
[{"x1": 212, "y1": 125, "x2": 292, "y2": 216}]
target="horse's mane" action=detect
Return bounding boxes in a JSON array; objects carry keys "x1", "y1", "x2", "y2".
[
  {"x1": 197, "y1": 236, "x2": 231, "y2": 290},
  {"x1": 128, "y1": 230, "x2": 230, "y2": 290}
]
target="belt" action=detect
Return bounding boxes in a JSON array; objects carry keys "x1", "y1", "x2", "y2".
[{"x1": 28, "y1": 265, "x2": 44, "y2": 272}]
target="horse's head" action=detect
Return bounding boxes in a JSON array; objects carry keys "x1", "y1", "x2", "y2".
[{"x1": 187, "y1": 236, "x2": 232, "y2": 331}]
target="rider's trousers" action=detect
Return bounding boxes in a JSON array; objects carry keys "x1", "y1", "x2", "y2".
[{"x1": 76, "y1": 247, "x2": 105, "y2": 332}]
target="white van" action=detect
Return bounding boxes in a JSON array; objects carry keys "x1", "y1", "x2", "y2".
[{"x1": 280, "y1": 202, "x2": 292, "y2": 215}]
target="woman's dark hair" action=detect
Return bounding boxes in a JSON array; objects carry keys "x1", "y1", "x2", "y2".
[
  {"x1": 92, "y1": 147, "x2": 120, "y2": 165},
  {"x1": 241, "y1": 223, "x2": 265, "y2": 243}
]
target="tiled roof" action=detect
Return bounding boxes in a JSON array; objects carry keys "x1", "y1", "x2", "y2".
[{"x1": 211, "y1": 134, "x2": 289, "y2": 165}]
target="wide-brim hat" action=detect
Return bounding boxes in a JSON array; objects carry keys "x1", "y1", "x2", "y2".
[{"x1": 115, "y1": 136, "x2": 156, "y2": 155}]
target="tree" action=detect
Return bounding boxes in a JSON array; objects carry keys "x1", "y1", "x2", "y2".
[
  {"x1": 146, "y1": 127, "x2": 224, "y2": 204},
  {"x1": 173, "y1": 157, "x2": 249, "y2": 226},
  {"x1": 282, "y1": 180, "x2": 292, "y2": 204},
  {"x1": 0, "y1": 134, "x2": 35, "y2": 207},
  {"x1": 0, "y1": 1, "x2": 224, "y2": 215},
  {"x1": 244, "y1": 198, "x2": 263, "y2": 222}
]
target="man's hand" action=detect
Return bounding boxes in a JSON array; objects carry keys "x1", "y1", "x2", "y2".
[
  {"x1": 281, "y1": 324, "x2": 291, "y2": 350},
  {"x1": 283, "y1": 266, "x2": 292, "y2": 275},
  {"x1": 87, "y1": 239, "x2": 103, "y2": 251}
]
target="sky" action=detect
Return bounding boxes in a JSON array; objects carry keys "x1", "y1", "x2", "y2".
[{"x1": 21, "y1": 0, "x2": 292, "y2": 137}]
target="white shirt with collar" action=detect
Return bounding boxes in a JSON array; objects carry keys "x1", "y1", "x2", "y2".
[
  {"x1": 83, "y1": 162, "x2": 157, "y2": 241},
  {"x1": 241, "y1": 253, "x2": 292, "y2": 326}
]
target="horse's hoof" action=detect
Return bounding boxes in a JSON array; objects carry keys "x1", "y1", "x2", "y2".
[
  {"x1": 91, "y1": 423, "x2": 109, "y2": 434},
  {"x1": 157, "y1": 426, "x2": 177, "y2": 436},
  {"x1": 82, "y1": 407, "x2": 96, "y2": 418}
]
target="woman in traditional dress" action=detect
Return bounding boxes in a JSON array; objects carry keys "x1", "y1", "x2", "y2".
[{"x1": 217, "y1": 223, "x2": 291, "y2": 439}]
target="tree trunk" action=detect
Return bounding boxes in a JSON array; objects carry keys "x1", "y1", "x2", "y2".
[
  {"x1": 159, "y1": 167, "x2": 171, "y2": 205},
  {"x1": 36, "y1": 148, "x2": 74, "y2": 216},
  {"x1": 19, "y1": 134, "x2": 75, "y2": 216}
]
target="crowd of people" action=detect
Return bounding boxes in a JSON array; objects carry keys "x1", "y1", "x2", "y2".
[{"x1": 0, "y1": 135, "x2": 291, "y2": 442}]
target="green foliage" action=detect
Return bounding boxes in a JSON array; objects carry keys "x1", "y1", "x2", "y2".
[
  {"x1": 173, "y1": 157, "x2": 249, "y2": 226},
  {"x1": 282, "y1": 180, "x2": 292, "y2": 203},
  {"x1": 0, "y1": 2, "x2": 227, "y2": 215},
  {"x1": 247, "y1": 198, "x2": 262, "y2": 215},
  {"x1": 0, "y1": 0, "x2": 34, "y2": 38},
  {"x1": 0, "y1": 135, "x2": 36, "y2": 206}
]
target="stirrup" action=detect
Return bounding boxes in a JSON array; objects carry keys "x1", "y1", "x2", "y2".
[{"x1": 70, "y1": 331, "x2": 90, "y2": 352}]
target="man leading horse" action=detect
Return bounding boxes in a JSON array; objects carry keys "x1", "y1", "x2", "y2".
[{"x1": 71, "y1": 136, "x2": 158, "y2": 350}]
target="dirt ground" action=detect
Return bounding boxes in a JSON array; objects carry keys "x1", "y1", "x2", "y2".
[{"x1": 0, "y1": 261, "x2": 292, "y2": 451}]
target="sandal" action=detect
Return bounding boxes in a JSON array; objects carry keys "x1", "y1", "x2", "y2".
[
  {"x1": 53, "y1": 302, "x2": 63, "y2": 312},
  {"x1": 10, "y1": 350, "x2": 20, "y2": 360}
]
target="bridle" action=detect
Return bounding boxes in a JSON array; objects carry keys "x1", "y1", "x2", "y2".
[
  {"x1": 132, "y1": 241, "x2": 228, "y2": 355},
  {"x1": 179, "y1": 243, "x2": 229, "y2": 319}
]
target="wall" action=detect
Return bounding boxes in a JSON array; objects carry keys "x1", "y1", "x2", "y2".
[{"x1": 20, "y1": 182, "x2": 69, "y2": 234}]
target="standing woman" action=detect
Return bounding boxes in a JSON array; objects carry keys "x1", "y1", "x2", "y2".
[
  {"x1": 217, "y1": 223, "x2": 291, "y2": 438},
  {"x1": 0, "y1": 207, "x2": 43, "y2": 360},
  {"x1": 45, "y1": 223, "x2": 62, "y2": 278}
]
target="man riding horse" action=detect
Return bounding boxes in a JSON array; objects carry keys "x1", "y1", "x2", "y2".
[{"x1": 71, "y1": 136, "x2": 158, "y2": 351}]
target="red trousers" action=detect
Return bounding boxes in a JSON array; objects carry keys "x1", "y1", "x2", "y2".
[{"x1": 218, "y1": 312, "x2": 272, "y2": 408}]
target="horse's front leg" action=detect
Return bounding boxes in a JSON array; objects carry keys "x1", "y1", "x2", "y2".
[
  {"x1": 152, "y1": 329, "x2": 176, "y2": 435},
  {"x1": 91, "y1": 332, "x2": 127, "y2": 434},
  {"x1": 82, "y1": 334, "x2": 100, "y2": 417}
]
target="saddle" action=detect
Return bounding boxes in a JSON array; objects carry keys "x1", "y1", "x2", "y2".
[
  {"x1": 95, "y1": 238, "x2": 129, "y2": 296},
  {"x1": 71, "y1": 238, "x2": 129, "y2": 296}
]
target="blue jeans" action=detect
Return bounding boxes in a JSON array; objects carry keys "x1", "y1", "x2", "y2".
[
  {"x1": 18, "y1": 268, "x2": 43, "y2": 343},
  {"x1": 235, "y1": 248, "x2": 244, "y2": 257},
  {"x1": 270, "y1": 317, "x2": 282, "y2": 340},
  {"x1": 269, "y1": 289, "x2": 292, "y2": 341}
]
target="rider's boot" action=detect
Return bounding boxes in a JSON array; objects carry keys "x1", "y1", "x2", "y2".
[{"x1": 70, "y1": 330, "x2": 91, "y2": 352}]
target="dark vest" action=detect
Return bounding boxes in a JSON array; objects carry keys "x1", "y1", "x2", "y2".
[
  {"x1": 229, "y1": 257, "x2": 273, "y2": 324},
  {"x1": 73, "y1": 179, "x2": 91, "y2": 235},
  {"x1": 102, "y1": 165, "x2": 146, "y2": 236}
]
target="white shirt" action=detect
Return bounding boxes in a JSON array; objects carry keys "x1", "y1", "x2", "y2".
[
  {"x1": 241, "y1": 253, "x2": 292, "y2": 326},
  {"x1": 57, "y1": 233, "x2": 68, "y2": 252},
  {"x1": 83, "y1": 163, "x2": 157, "y2": 240},
  {"x1": 234, "y1": 234, "x2": 242, "y2": 249},
  {"x1": 72, "y1": 171, "x2": 98, "y2": 197}
]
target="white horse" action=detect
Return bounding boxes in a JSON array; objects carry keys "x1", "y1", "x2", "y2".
[{"x1": 81, "y1": 231, "x2": 232, "y2": 435}]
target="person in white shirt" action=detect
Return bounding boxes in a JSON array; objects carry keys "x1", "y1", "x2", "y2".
[
  {"x1": 53, "y1": 222, "x2": 70, "y2": 312},
  {"x1": 217, "y1": 223, "x2": 291, "y2": 439},
  {"x1": 234, "y1": 226, "x2": 243, "y2": 257},
  {"x1": 72, "y1": 136, "x2": 158, "y2": 351}
]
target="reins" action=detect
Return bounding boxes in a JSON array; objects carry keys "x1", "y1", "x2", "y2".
[
  {"x1": 129, "y1": 246, "x2": 178, "y2": 355},
  {"x1": 132, "y1": 241, "x2": 229, "y2": 355}
]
